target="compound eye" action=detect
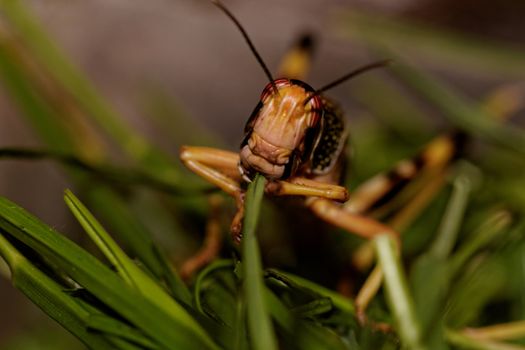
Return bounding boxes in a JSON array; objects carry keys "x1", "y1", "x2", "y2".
[
  {"x1": 304, "y1": 94, "x2": 323, "y2": 126},
  {"x1": 308, "y1": 94, "x2": 322, "y2": 111}
]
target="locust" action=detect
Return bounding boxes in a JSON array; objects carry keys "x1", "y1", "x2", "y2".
[{"x1": 179, "y1": 0, "x2": 463, "y2": 320}]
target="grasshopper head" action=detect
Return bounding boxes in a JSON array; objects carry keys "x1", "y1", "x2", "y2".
[{"x1": 239, "y1": 79, "x2": 323, "y2": 181}]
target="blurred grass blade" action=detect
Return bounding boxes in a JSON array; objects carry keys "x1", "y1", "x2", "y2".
[
  {"x1": 266, "y1": 269, "x2": 355, "y2": 315},
  {"x1": 141, "y1": 85, "x2": 224, "y2": 148},
  {"x1": 64, "y1": 190, "x2": 209, "y2": 341},
  {"x1": 0, "y1": 41, "x2": 74, "y2": 152},
  {"x1": 446, "y1": 256, "x2": 507, "y2": 328},
  {"x1": 389, "y1": 60, "x2": 525, "y2": 156},
  {"x1": 0, "y1": 147, "x2": 210, "y2": 195},
  {"x1": 263, "y1": 287, "x2": 348, "y2": 350},
  {"x1": 449, "y1": 211, "x2": 512, "y2": 274},
  {"x1": 242, "y1": 174, "x2": 278, "y2": 350},
  {"x1": 291, "y1": 298, "x2": 332, "y2": 318},
  {"x1": 410, "y1": 167, "x2": 476, "y2": 337},
  {"x1": 339, "y1": 10, "x2": 525, "y2": 78},
  {"x1": 0, "y1": 196, "x2": 219, "y2": 350},
  {"x1": 0, "y1": 0, "x2": 203, "y2": 189},
  {"x1": 461, "y1": 321, "x2": 525, "y2": 342},
  {"x1": 0, "y1": 234, "x2": 117, "y2": 349},
  {"x1": 430, "y1": 164, "x2": 476, "y2": 258},
  {"x1": 445, "y1": 329, "x2": 525, "y2": 350},
  {"x1": 375, "y1": 234, "x2": 426, "y2": 350},
  {"x1": 351, "y1": 76, "x2": 432, "y2": 142},
  {"x1": 0, "y1": 0, "x2": 146, "y2": 157}
]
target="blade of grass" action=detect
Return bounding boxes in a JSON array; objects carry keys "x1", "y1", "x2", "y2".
[
  {"x1": 0, "y1": 41, "x2": 74, "y2": 152},
  {"x1": 375, "y1": 234, "x2": 427, "y2": 350},
  {"x1": 0, "y1": 196, "x2": 219, "y2": 350},
  {"x1": 265, "y1": 269, "x2": 355, "y2": 315},
  {"x1": 194, "y1": 259, "x2": 234, "y2": 315},
  {"x1": 0, "y1": 0, "x2": 146, "y2": 157},
  {"x1": 64, "y1": 190, "x2": 209, "y2": 341},
  {"x1": 449, "y1": 210, "x2": 512, "y2": 275},
  {"x1": 86, "y1": 187, "x2": 192, "y2": 304},
  {"x1": 0, "y1": 0, "x2": 203, "y2": 189},
  {"x1": 263, "y1": 287, "x2": 348, "y2": 350},
  {"x1": 410, "y1": 166, "x2": 476, "y2": 336},
  {"x1": 388, "y1": 59, "x2": 525, "y2": 157},
  {"x1": 339, "y1": 10, "x2": 525, "y2": 78},
  {"x1": 0, "y1": 147, "x2": 210, "y2": 195},
  {"x1": 242, "y1": 174, "x2": 278, "y2": 350},
  {"x1": 140, "y1": 85, "x2": 224, "y2": 148},
  {"x1": 429, "y1": 165, "x2": 476, "y2": 259},
  {"x1": 461, "y1": 321, "x2": 525, "y2": 342},
  {"x1": 351, "y1": 76, "x2": 432, "y2": 142},
  {"x1": 0, "y1": 234, "x2": 116, "y2": 349},
  {"x1": 446, "y1": 329, "x2": 525, "y2": 350}
]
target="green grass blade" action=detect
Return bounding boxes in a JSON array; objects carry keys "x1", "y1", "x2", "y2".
[
  {"x1": 0, "y1": 196, "x2": 218, "y2": 350},
  {"x1": 430, "y1": 164, "x2": 476, "y2": 259},
  {"x1": 63, "y1": 190, "x2": 212, "y2": 344},
  {"x1": 64, "y1": 190, "x2": 137, "y2": 286},
  {"x1": 446, "y1": 329, "x2": 525, "y2": 350},
  {"x1": 0, "y1": 148, "x2": 209, "y2": 195},
  {"x1": 389, "y1": 60, "x2": 525, "y2": 157},
  {"x1": 375, "y1": 234, "x2": 427, "y2": 350},
  {"x1": 0, "y1": 234, "x2": 115, "y2": 349},
  {"x1": 86, "y1": 188, "x2": 192, "y2": 304},
  {"x1": 193, "y1": 259, "x2": 235, "y2": 315},
  {"x1": 351, "y1": 76, "x2": 432, "y2": 142},
  {"x1": 449, "y1": 211, "x2": 512, "y2": 275},
  {"x1": 242, "y1": 174, "x2": 278, "y2": 350},
  {"x1": 266, "y1": 269, "x2": 355, "y2": 315},
  {"x1": 0, "y1": 0, "x2": 146, "y2": 157},
  {"x1": 410, "y1": 167, "x2": 476, "y2": 339},
  {"x1": 0, "y1": 43, "x2": 74, "y2": 152},
  {"x1": 263, "y1": 287, "x2": 348, "y2": 350},
  {"x1": 339, "y1": 10, "x2": 525, "y2": 78},
  {"x1": 0, "y1": 0, "x2": 205, "y2": 190}
]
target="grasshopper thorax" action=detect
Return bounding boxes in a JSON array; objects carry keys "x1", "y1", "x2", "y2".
[{"x1": 239, "y1": 78, "x2": 323, "y2": 181}]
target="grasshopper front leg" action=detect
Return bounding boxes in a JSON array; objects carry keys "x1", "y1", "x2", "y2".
[
  {"x1": 180, "y1": 146, "x2": 242, "y2": 197},
  {"x1": 180, "y1": 146, "x2": 366, "y2": 276},
  {"x1": 181, "y1": 146, "x2": 353, "y2": 237},
  {"x1": 179, "y1": 146, "x2": 245, "y2": 276}
]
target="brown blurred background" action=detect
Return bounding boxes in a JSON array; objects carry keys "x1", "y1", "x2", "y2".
[{"x1": 0, "y1": 0, "x2": 524, "y2": 347}]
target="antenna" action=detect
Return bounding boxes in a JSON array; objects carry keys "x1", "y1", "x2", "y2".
[
  {"x1": 304, "y1": 59, "x2": 391, "y2": 104},
  {"x1": 212, "y1": 0, "x2": 278, "y2": 94}
]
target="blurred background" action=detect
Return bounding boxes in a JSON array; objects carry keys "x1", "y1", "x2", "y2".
[{"x1": 0, "y1": 0, "x2": 524, "y2": 348}]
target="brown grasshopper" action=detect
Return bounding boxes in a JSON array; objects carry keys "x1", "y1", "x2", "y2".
[{"x1": 179, "y1": 0, "x2": 461, "y2": 318}]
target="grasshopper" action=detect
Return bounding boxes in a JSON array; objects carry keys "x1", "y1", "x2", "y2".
[{"x1": 179, "y1": 0, "x2": 463, "y2": 320}]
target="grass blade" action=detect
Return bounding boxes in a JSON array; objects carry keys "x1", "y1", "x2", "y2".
[
  {"x1": 242, "y1": 174, "x2": 278, "y2": 350},
  {"x1": 86, "y1": 188, "x2": 192, "y2": 304},
  {"x1": 266, "y1": 269, "x2": 355, "y2": 315},
  {"x1": 375, "y1": 234, "x2": 426, "y2": 350},
  {"x1": 63, "y1": 190, "x2": 211, "y2": 343},
  {"x1": 389, "y1": 60, "x2": 525, "y2": 157},
  {"x1": 0, "y1": 234, "x2": 115, "y2": 349},
  {"x1": 339, "y1": 10, "x2": 525, "y2": 78},
  {"x1": 0, "y1": 196, "x2": 218, "y2": 350}
]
